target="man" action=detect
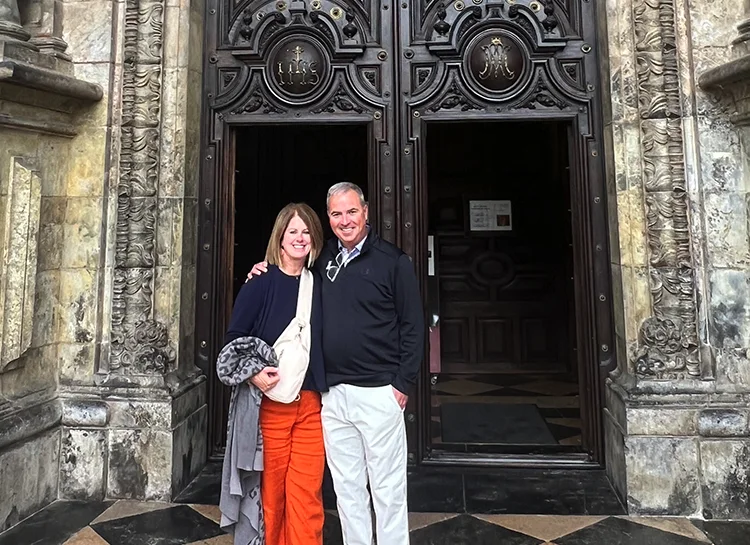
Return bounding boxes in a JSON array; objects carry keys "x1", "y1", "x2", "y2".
[{"x1": 249, "y1": 182, "x2": 424, "y2": 545}]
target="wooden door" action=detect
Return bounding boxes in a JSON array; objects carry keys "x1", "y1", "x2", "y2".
[{"x1": 197, "y1": 0, "x2": 613, "y2": 462}]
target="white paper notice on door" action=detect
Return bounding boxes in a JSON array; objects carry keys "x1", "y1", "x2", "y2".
[{"x1": 469, "y1": 200, "x2": 512, "y2": 231}]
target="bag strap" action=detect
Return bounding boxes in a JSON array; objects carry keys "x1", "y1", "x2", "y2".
[{"x1": 294, "y1": 268, "x2": 313, "y2": 325}]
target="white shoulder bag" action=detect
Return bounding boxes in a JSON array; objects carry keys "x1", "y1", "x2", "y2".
[{"x1": 265, "y1": 268, "x2": 313, "y2": 403}]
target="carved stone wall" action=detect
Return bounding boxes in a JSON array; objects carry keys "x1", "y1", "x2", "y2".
[
  {"x1": 603, "y1": 0, "x2": 750, "y2": 519},
  {"x1": 107, "y1": 0, "x2": 176, "y2": 377},
  {"x1": 56, "y1": 0, "x2": 207, "y2": 501},
  {"x1": 0, "y1": 0, "x2": 205, "y2": 511}
]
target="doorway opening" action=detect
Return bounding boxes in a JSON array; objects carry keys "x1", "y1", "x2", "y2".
[
  {"x1": 208, "y1": 123, "x2": 369, "y2": 457},
  {"x1": 425, "y1": 120, "x2": 583, "y2": 456},
  {"x1": 232, "y1": 124, "x2": 369, "y2": 297}
]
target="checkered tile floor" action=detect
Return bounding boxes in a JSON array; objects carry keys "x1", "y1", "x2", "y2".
[
  {"x1": 2, "y1": 500, "x2": 747, "y2": 545},
  {"x1": 432, "y1": 374, "x2": 582, "y2": 446}
]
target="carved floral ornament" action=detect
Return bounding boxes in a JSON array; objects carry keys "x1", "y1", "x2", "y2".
[
  {"x1": 629, "y1": 0, "x2": 701, "y2": 380},
  {"x1": 109, "y1": 0, "x2": 177, "y2": 375}
]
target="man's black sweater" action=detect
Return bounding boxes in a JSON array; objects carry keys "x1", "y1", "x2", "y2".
[{"x1": 314, "y1": 231, "x2": 425, "y2": 395}]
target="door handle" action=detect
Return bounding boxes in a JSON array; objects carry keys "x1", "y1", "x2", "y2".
[{"x1": 428, "y1": 235, "x2": 435, "y2": 276}]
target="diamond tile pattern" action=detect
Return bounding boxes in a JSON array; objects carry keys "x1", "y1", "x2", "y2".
[
  {"x1": 432, "y1": 373, "x2": 582, "y2": 446},
  {"x1": 0, "y1": 500, "x2": 732, "y2": 545},
  {"x1": 91, "y1": 504, "x2": 223, "y2": 545},
  {"x1": 555, "y1": 517, "x2": 711, "y2": 545}
]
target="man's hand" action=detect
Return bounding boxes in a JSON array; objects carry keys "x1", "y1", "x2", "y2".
[
  {"x1": 245, "y1": 261, "x2": 269, "y2": 283},
  {"x1": 250, "y1": 367, "x2": 279, "y2": 392},
  {"x1": 392, "y1": 387, "x2": 408, "y2": 409}
]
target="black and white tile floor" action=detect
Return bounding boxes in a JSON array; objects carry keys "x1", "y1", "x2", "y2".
[{"x1": 2, "y1": 498, "x2": 749, "y2": 545}]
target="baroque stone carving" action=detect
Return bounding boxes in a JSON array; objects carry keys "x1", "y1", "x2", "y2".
[
  {"x1": 631, "y1": 0, "x2": 699, "y2": 379},
  {"x1": 634, "y1": 316, "x2": 695, "y2": 378},
  {"x1": 110, "y1": 0, "x2": 176, "y2": 374},
  {"x1": 0, "y1": 158, "x2": 40, "y2": 373}
]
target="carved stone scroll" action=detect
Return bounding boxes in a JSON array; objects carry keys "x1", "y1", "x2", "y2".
[
  {"x1": 631, "y1": 0, "x2": 700, "y2": 379},
  {"x1": 109, "y1": 0, "x2": 176, "y2": 374},
  {"x1": 0, "y1": 158, "x2": 40, "y2": 372}
]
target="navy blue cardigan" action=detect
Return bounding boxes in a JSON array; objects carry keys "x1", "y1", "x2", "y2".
[{"x1": 224, "y1": 265, "x2": 326, "y2": 392}]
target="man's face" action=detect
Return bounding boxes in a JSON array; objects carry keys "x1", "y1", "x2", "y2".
[{"x1": 328, "y1": 190, "x2": 368, "y2": 249}]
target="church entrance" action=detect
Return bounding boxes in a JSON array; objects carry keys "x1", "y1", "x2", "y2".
[{"x1": 196, "y1": 0, "x2": 614, "y2": 467}]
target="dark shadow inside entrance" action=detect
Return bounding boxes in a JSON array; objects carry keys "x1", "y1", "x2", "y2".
[
  {"x1": 425, "y1": 120, "x2": 582, "y2": 454},
  {"x1": 208, "y1": 123, "x2": 368, "y2": 458},
  {"x1": 232, "y1": 124, "x2": 369, "y2": 299}
]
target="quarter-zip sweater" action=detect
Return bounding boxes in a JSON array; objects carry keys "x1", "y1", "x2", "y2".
[{"x1": 314, "y1": 230, "x2": 425, "y2": 394}]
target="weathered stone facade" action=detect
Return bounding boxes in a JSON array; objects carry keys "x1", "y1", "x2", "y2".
[
  {"x1": 0, "y1": 0, "x2": 749, "y2": 533},
  {"x1": 0, "y1": 0, "x2": 205, "y2": 530},
  {"x1": 603, "y1": 0, "x2": 750, "y2": 518}
]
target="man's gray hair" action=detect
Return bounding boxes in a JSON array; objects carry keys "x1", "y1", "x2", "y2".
[{"x1": 326, "y1": 182, "x2": 367, "y2": 210}]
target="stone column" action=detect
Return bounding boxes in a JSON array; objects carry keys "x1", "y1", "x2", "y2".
[
  {"x1": 0, "y1": 0, "x2": 31, "y2": 41},
  {"x1": 0, "y1": 0, "x2": 32, "y2": 44}
]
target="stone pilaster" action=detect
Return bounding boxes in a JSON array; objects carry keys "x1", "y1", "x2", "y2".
[
  {"x1": 57, "y1": 0, "x2": 207, "y2": 501},
  {"x1": 603, "y1": 0, "x2": 750, "y2": 519}
]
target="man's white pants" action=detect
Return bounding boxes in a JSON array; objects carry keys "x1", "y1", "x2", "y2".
[{"x1": 321, "y1": 384, "x2": 409, "y2": 545}]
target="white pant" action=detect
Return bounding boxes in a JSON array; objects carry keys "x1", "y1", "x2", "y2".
[{"x1": 321, "y1": 384, "x2": 409, "y2": 545}]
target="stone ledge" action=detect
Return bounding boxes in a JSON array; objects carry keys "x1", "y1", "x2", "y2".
[
  {"x1": 0, "y1": 391, "x2": 61, "y2": 450},
  {"x1": 0, "y1": 111, "x2": 77, "y2": 137},
  {"x1": 700, "y1": 54, "x2": 750, "y2": 88},
  {"x1": 607, "y1": 378, "x2": 750, "y2": 437},
  {"x1": 699, "y1": 54, "x2": 750, "y2": 126},
  {"x1": 0, "y1": 59, "x2": 102, "y2": 102},
  {"x1": 608, "y1": 377, "x2": 750, "y2": 405}
]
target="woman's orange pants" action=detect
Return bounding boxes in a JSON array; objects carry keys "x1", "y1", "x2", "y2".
[{"x1": 260, "y1": 390, "x2": 325, "y2": 545}]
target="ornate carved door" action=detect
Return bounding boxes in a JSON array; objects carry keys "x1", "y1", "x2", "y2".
[{"x1": 198, "y1": 0, "x2": 612, "y2": 462}]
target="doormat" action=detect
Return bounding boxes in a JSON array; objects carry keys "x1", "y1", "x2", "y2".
[{"x1": 439, "y1": 403, "x2": 558, "y2": 444}]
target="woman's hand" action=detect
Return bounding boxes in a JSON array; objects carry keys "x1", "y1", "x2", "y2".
[{"x1": 250, "y1": 367, "x2": 279, "y2": 392}]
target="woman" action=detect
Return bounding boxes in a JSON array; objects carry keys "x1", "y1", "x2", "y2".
[{"x1": 223, "y1": 203, "x2": 326, "y2": 545}]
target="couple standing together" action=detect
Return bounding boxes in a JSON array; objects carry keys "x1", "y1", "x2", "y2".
[{"x1": 217, "y1": 182, "x2": 424, "y2": 545}]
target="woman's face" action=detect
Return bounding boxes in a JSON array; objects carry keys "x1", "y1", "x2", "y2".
[{"x1": 280, "y1": 214, "x2": 312, "y2": 262}]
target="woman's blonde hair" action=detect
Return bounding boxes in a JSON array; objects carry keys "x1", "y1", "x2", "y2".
[{"x1": 265, "y1": 203, "x2": 325, "y2": 267}]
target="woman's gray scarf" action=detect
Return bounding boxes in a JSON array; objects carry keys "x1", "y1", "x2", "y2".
[{"x1": 216, "y1": 336, "x2": 278, "y2": 545}]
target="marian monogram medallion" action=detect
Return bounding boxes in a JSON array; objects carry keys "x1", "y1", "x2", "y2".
[{"x1": 463, "y1": 31, "x2": 531, "y2": 100}]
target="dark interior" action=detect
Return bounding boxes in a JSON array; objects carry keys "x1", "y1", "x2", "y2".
[
  {"x1": 233, "y1": 124, "x2": 369, "y2": 298},
  {"x1": 426, "y1": 121, "x2": 582, "y2": 451}
]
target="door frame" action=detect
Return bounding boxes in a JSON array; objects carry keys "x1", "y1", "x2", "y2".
[{"x1": 409, "y1": 114, "x2": 612, "y2": 468}]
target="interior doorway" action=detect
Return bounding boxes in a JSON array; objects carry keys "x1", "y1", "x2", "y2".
[
  {"x1": 207, "y1": 123, "x2": 369, "y2": 457},
  {"x1": 424, "y1": 121, "x2": 583, "y2": 454}
]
